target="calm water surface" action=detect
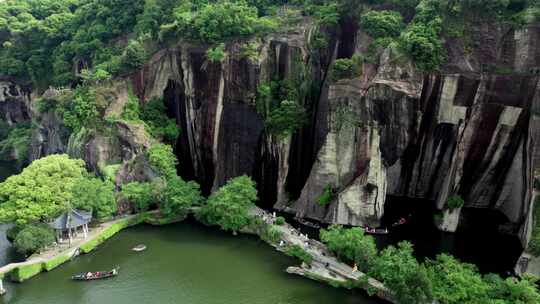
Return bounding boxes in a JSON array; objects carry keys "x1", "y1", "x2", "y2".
[{"x1": 0, "y1": 221, "x2": 383, "y2": 304}]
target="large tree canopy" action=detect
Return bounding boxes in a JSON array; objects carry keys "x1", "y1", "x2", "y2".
[{"x1": 0, "y1": 154, "x2": 86, "y2": 226}]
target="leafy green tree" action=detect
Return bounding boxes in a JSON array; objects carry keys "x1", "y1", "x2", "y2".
[
  {"x1": 13, "y1": 223, "x2": 56, "y2": 256},
  {"x1": 370, "y1": 242, "x2": 433, "y2": 304},
  {"x1": 60, "y1": 86, "x2": 109, "y2": 132},
  {"x1": 285, "y1": 244, "x2": 313, "y2": 265},
  {"x1": 121, "y1": 39, "x2": 146, "y2": 71},
  {"x1": 399, "y1": 18, "x2": 444, "y2": 72},
  {"x1": 426, "y1": 254, "x2": 490, "y2": 304},
  {"x1": 71, "y1": 177, "x2": 117, "y2": 220},
  {"x1": 146, "y1": 143, "x2": 178, "y2": 178},
  {"x1": 196, "y1": 175, "x2": 258, "y2": 232},
  {"x1": 360, "y1": 10, "x2": 404, "y2": 39},
  {"x1": 320, "y1": 225, "x2": 377, "y2": 271},
  {"x1": 265, "y1": 100, "x2": 307, "y2": 138},
  {"x1": 0, "y1": 154, "x2": 86, "y2": 226},
  {"x1": 485, "y1": 274, "x2": 540, "y2": 304},
  {"x1": 330, "y1": 55, "x2": 363, "y2": 81},
  {"x1": 160, "y1": 176, "x2": 203, "y2": 217},
  {"x1": 206, "y1": 43, "x2": 227, "y2": 63},
  {"x1": 120, "y1": 181, "x2": 155, "y2": 212}
]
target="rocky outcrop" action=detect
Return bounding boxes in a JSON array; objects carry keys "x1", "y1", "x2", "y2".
[{"x1": 0, "y1": 80, "x2": 31, "y2": 126}]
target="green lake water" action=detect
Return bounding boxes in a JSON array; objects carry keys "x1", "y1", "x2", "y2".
[{"x1": 0, "y1": 221, "x2": 383, "y2": 304}]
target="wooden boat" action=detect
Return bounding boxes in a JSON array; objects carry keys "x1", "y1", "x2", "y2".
[
  {"x1": 392, "y1": 215, "x2": 411, "y2": 227},
  {"x1": 296, "y1": 218, "x2": 321, "y2": 229},
  {"x1": 72, "y1": 267, "x2": 119, "y2": 281},
  {"x1": 132, "y1": 244, "x2": 147, "y2": 252},
  {"x1": 364, "y1": 227, "x2": 389, "y2": 235}
]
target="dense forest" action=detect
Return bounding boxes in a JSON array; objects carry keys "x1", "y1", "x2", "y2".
[{"x1": 1, "y1": 1, "x2": 540, "y2": 303}]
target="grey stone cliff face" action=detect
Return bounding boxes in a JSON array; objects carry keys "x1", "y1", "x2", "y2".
[{"x1": 3, "y1": 20, "x2": 538, "y2": 249}]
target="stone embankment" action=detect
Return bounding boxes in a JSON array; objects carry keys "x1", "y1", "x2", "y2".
[
  {"x1": 0, "y1": 214, "x2": 144, "y2": 295},
  {"x1": 249, "y1": 207, "x2": 396, "y2": 304}
]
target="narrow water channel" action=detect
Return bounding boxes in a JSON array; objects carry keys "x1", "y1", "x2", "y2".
[{"x1": 0, "y1": 221, "x2": 384, "y2": 304}]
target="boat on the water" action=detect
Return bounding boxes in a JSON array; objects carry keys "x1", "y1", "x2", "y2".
[
  {"x1": 296, "y1": 218, "x2": 321, "y2": 229},
  {"x1": 392, "y1": 214, "x2": 412, "y2": 227},
  {"x1": 132, "y1": 244, "x2": 147, "y2": 252},
  {"x1": 72, "y1": 267, "x2": 119, "y2": 281},
  {"x1": 364, "y1": 227, "x2": 389, "y2": 235}
]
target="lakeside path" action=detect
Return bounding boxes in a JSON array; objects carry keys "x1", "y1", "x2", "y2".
[
  {"x1": 0, "y1": 214, "x2": 143, "y2": 286},
  {"x1": 249, "y1": 207, "x2": 396, "y2": 304}
]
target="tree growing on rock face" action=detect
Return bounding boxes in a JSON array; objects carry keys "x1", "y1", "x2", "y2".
[
  {"x1": 360, "y1": 10, "x2": 404, "y2": 39},
  {"x1": 196, "y1": 175, "x2": 258, "y2": 233},
  {"x1": 320, "y1": 225, "x2": 377, "y2": 271},
  {"x1": 0, "y1": 154, "x2": 86, "y2": 226},
  {"x1": 146, "y1": 143, "x2": 178, "y2": 179}
]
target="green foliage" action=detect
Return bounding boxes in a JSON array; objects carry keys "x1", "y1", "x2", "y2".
[
  {"x1": 162, "y1": 0, "x2": 262, "y2": 43},
  {"x1": 140, "y1": 98, "x2": 180, "y2": 143},
  {"x1": 0, "y1": 155, "x2": 86, "y2": 226},
  {"x1": 241, "y1": 40, "x2": 261, "y2": 62},
  {"x1": 330, "y1": 55, "x2": 363, "y2": 82},
  {"x1": 265, "y1": 100, "x2": 307, "y2": 138},
  {"x1": 80, "y1": 68, "x2": 112, "y2": 85},
  {"x1": 399, "y1": 17, "x2": 444, "y2": 72},
  {"x1": 146, "y1": 143, "x2": 178, "y2": 178},
  {"x1": 120, "y1": 181, "x2": 155, "y2": 212},
  {"x1": 284, "y1": 244, "x2": 313, "y2": 265},
  {"x1": 360, "y1": 10, "x2": 404, "y2": 39},
  {"x1": 71, "y1": 177, "x2": 117, "y2": 220},
  {"x1": 426, "y1": 254, "x2": 540, "y2": 304},
  {"x1": 0, "y1": 122, "x2": 33, "y2": 164},
  {"x1": 13, "y1": 223, "x2": 56, "y2": 256},
  {"x1": 529, "y1": 195, "x2": 540, "y2": 255},
  {"x1": 121, "y1": 39, "x2": 146, "y2": 71},
  {"x1": 320, "y1": 225, "x2": 377, "y2": 271},
  {"x1": 160, "y1": 176, "x2": 203, "y2": 218},
  {"x1": 122, "y1": 92, "x2": 142, "y2": 121},
  {"x1": 316, "y1": 184, "x2": 334, "y2": 206},
  {"x1": 426, "y1": 254, "x2": 490, "y2": 304},
  {"x1": 60, "y1": 86, "x2": 110, "y2": 132},
  {"x1": 261, "y1": 224, "x2": 282, "y2": 244},
  {"x1": 206, "y1": 43, "x2": 227, "y2": 63},
  {"x1": 196, "y1": 175, "x2": 258, "y2": 233},
  {"x1": 370, "y1": 242, "x2": 433, "y2": 304},
  {"x1": 275, "y1": 216, "x2": 285, "y2": 225},
  {"x1": 446, "y1": 194, "x2": 465, "y2": 210}
]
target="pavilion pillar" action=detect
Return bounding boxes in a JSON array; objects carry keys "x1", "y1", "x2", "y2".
[
  {"x1": 68, "y1": 228, "x2": 72, "y2": 245},
  {"x1": 0, "y1": 277, "x2": 5, "y2": 295},
  {"x1": 83, "y1": 224, "x2": 88, "y2": 238}
]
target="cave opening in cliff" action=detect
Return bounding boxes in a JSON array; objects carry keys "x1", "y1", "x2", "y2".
[
  {"x1": 379, "y1": 196, "x2": 522, "y2": 275},
  {"x1": 162, "y1": 80, "x2": 199, "y2": 189}
]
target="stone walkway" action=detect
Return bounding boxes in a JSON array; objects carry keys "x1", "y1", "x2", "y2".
[
  {"x1": 0, "y1": 215, "x2": 138, "y2": 281},
  {"x1": 250, "y1": 207, "x2": 394, "y2": 303}
]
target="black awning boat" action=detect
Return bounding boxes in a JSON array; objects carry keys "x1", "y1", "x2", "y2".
[
  {"x1": 364, "y1": 227, "x2": 389, "y2": 235},
  {"x1": 72, "y1": 267, "x2": 119, "y2": 281}
]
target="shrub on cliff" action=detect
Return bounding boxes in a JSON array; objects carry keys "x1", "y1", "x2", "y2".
[
  {"x1": 196, "y1": 175, "x2": 258, "y2": 233},
  {"x1": 146, "y1": 143, "x2": 178, "y2": 179},
  {"x1": 320, "y1": 225, "x2": 377, "y2": 271},
  {"x1": 140, "y1": 98, "x2": 180, "y2": 143},
  {"x1": 13, "y1": 224, "x2": 56, "y2": 256},
  {"x1": 265, "y1": 100, "x2": 307, "y2": 138},
  {"x1": 360, "y1": 10, "x2": 404, "y2": 39},
  {"x1": 330, "y1": 55, "x2": 363, "y2": 82},
  {"x1": 446, "y1": 194, "x2": 464, "y2": 210}
]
